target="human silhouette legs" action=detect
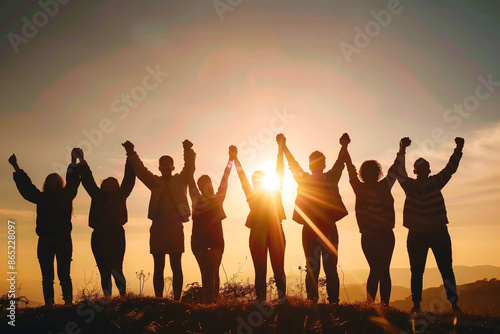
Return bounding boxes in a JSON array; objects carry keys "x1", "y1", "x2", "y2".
[
  {"x1": 407, "y1": 230, "x2": 429, "y2": 309},
  {"x1": 194, "y1": 249, "x2": 222, "y2": 303},
  {"x1": 213, "y1": 250, "x2": 222, "y2": 299},
  {"x1": 37, "y1": 237, "x2": 55, "y2": 306},
  {"x1": 91, "y1": 231, "x2": 112, "y2": 296},
  {"x1": 268, "y1": 226, "x2": 286, "y2": 299},
  {"x1": 55, "y1": 234, "x2": 73, "y2": 305},
  {"x1": 303, "y1": 227, "x2": 339, "y2": 303},
  {"x1": 430, "y1": 228, "x2": 458, "y2": 305},
  {"x1": 169, "y1": 253, "x2": 183, "y2": 301},
  {"x1": 322, "y1": 233, "x2": 339, "y2": 304},
  {"x1": 302, "y1": 227, "x2": 321, "y2": 302},
  {"x1": 38, "y1": 235, "x2": 72, "y2": 305},
  {"x1": 153, "y1": 253, "x2": 166, "y2": 297},
  {"x1": 362, "y1": 230, "x2": 394, "y2": 305},
  {"x1": 249, "y1": 228, "x2": 268, "y2": 301},
  {"x1": 110, "y1": 229, "x2": 126, "y2": 296}
]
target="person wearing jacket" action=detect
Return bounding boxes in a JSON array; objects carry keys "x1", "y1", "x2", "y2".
[
  {"x1": 395, "y1": 137, "x2": 464, "y2": 313},
  {"x1": 122, "y1": 140, "x2": 195, "y2": 300},
  {"x1": 281, "y1": 133, "x2": 348, "y2": 304},
  {"x1": 233, "y1": 136, "x2": 287, "y2": 301},
  {"x1": 188, "y1": 146, "x2": 234, "y2": 303},
  {"x1": 342, "y1": 135, "x2": 404, "y2": 306},
  {"x1": 77, "y1": 149, "x2": 135, "y2": 297},
  {"x1": 9, "y1": 151, "x2": 80, "y2": 306}
]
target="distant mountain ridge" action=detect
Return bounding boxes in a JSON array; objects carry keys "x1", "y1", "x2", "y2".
[
  {"x1": 338, "y1": 265, "x2": 500, "y2": 290},
  {"x1": 391, "y1": 278, "x2": 500, "y2": 316}
]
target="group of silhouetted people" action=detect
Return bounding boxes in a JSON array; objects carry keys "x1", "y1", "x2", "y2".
[{"x1": 9, "y1": 133, "x2": 464, "y2": 313}]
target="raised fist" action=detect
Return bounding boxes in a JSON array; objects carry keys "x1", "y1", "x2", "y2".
[
  {"x1": 183, "y1": 140, "x2": 193, "y2": 150},
  {"x1": 8, "y1": 154, "x2": 17, "y2": 166},
  {"x1": 276, "y1": 133, "x2": 286, "y2": 146},
  {"x1": 339, "y1": 133, "x2": 351, "y2": 146},
  {"x1": 71, "y1": 148, "x2": 83, "y2": 163},
  {"x1": 73, "y1": 148, "x2": 84, "y2": 161},
  {"x1": 455, "y1": 137, "x2": 465, "y2": 148},
  {"x1": 122, "y1": 141, "x2": 135, "y2": 154},
  {"x1": 229, "y1": 145, "x2": 238, "y2": 160},
  {"x1": 400, "y1": 137, "x2": 411, "y2": 148}
]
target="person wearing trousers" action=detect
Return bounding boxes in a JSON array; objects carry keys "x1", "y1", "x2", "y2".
[
  {"x1": 9, "y1": 151, "x2": 80, "y2": 306},
  {"x1": 233, "y1": 136, "x2": 287, "y2": 301},
  {"x1": 394, "y1": 137, "x2": 464, "y2": 313},
  {"x1": 281, "y1": 134, "x2": 349, "y2": 304},
  {"x1": 188, "y1": 146, "x2": 234, "y2": 303},
  {"x1": 78, "y1": 148, "x2": 135, "y2": 297}
]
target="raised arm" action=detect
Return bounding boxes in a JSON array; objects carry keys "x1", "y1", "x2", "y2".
[
  {"x1": 233, "y1": 148, "x2": 253, "y2": 200},
  {"x1": 119, "y1": 158, "x2": 136, "y2": 198},
  {"x1": 339, "y1": 134, "x2": 361, "y2": 190},
  {"x1": 78, "y1": 160, "x2": 100, "y2": 198},
  {"x1": 71, "y1": 147, "x2": 98, "y2": 198},
  {"x1": 188, "y1": 176, "x2": 202, "y2": 206},
  {"x1": 386, "y1": 137, "x2": 411, "y2": 188},
  {"x1": 325, "y1": 133, "x2": 348, "y2": 183},
  {"x1": 276, "y1": 134, "x2": 286, "y2": 191},
  {"x1": 281, "y1": 135, "x2": 306, "y2": 183},
  {"x1": 9, "y1": 154, "x2": 41, "y2": 204},
  {"x1": 65, "y1": 149, "x2": 81, "y2": 200},
  {"x1": 215, "y1": 146, "x2": 236, "y2": 201},
  {"x1": 435, "y1": 137, "x2": 464, "y2": 187},
  {"x1": 340, "y1": 134, "x2": 353, "y2": 166},
  {"x1": 8, "y1": 154, "x2": 21, "y2": 172},
  {"x1": 122, "y1": 140, "x2": 156, "y2": 189},
  {"x1": 180, "y1": 140, "x2": 196, "y2": 182}
]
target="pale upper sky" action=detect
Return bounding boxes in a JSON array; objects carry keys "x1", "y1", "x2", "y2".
[{"x1": 0, "y1": 0, "x2": 499, "y2": 303}]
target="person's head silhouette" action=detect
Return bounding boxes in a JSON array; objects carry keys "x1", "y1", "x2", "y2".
[
  {"x1": 43, "y1": 173, "x2": 64, "y2": 193},
  {"x1": 197, "y1": 175, "x2": 214, "y2": 197},
  {"x1": 359, "y1": 160, "x2": 383, "y2": 183},
  {"x1": 252, "y1": 170, "x2": 265, "y2": 190},
  {"x1": 101, "y1": 177, "x2": 120, "y2": 191},
  {"x1": 159, "y1": 155, "x2": 175, "y2": 177},
  {"x1": 413, "y1": 158, "x2": 431, "y2": 178},
  {"x1": 309, "y1": 151, "x2": 326, "y2": 173}
]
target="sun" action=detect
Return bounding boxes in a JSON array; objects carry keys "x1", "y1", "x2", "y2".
[{"x1": 261, "y1": 162, "x2": 281, "y2": 191}]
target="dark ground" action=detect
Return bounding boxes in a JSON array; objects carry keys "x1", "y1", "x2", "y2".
[{"x1": 2, "y1": 296, "x2": 500, "y2": 334}]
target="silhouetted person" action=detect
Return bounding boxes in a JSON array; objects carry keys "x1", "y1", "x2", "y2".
[
  {"x1": 77, "y1": 149, "x2": 135, "y2": 297},
  {"x1": 395, "y1": 137, "x2": 464, "y2": 313},
  {"x1": 234, "y1": 137, "x2": 287, "y2": 301},
  {"x1": 281, "y1": 134, "x2": 348, "y2": 304},
  {"x1": 188, "y1": 146, "x2": 234, "y2": 303},
  {"x1": 342, "y1": 134, "x2": 403, "y2": 306},
  {"x1": 9, "y1": 151, "x2": 81, "y2": 306},
  {"x1": 122, "y1": 140, "x2": 195, "y2": 300}
]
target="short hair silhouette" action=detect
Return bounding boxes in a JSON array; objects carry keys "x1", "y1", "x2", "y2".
[
  {"x1": 252, "y1": 170, "x2": 265, "y2": 186},
  {"x1": 414, "y1": 158, "x2": 429, "y2": 168},
  {"x1": 309, "y1": 151, "x2": 326, "y2": 172},
  {"x1": 159, "y1": 155, "x2": 174, "y2": 166},
  {"x1": 359, "y1": 160, "x2": 383, "y2": 182},
  {"x1": 43, "y1": 173, "x2": 64, "y2": 192},
  {"x1": 413, "y1": 158, "x2": 430, "y2": 175}
]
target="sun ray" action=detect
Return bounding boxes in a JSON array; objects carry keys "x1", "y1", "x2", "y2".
[{"x1": 294, "y1": 206, "x2": 338, "y2": 257}]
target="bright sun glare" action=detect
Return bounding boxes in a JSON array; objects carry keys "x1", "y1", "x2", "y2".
[{"x1": 261, "y1": 162, "x2": 280, "y2": 191}]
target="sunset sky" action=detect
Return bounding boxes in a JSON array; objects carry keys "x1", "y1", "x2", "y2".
[{"x1": 1, "y1": 0, "x2": 499, "y2": 303}]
